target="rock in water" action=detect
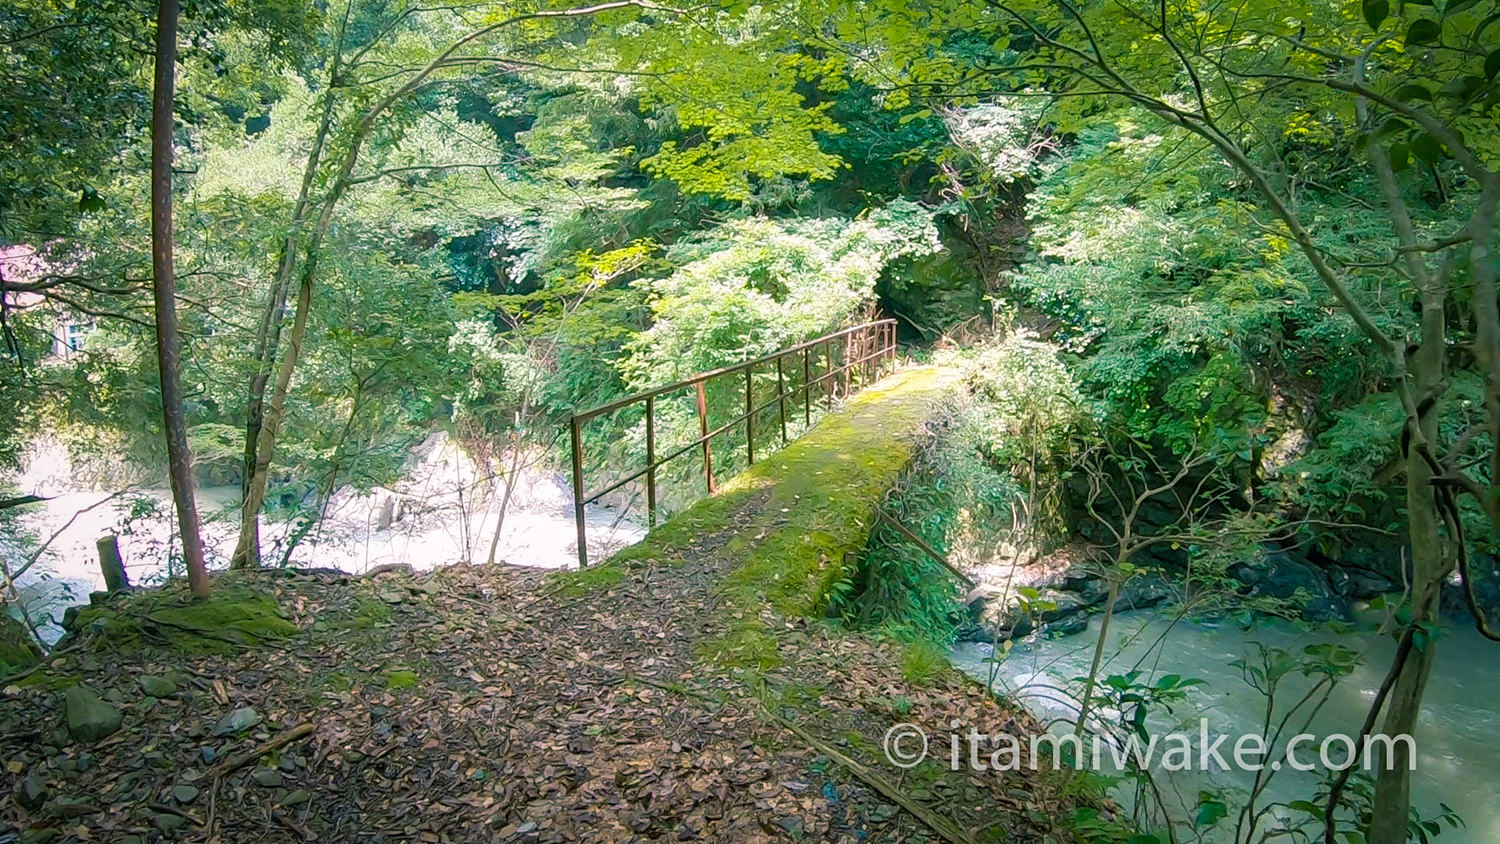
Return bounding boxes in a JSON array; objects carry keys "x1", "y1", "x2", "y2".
[{"x1": 63, "y1": 686, "x2": 123, "y2": 743}]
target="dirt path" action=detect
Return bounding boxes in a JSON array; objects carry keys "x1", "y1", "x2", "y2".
[{"x1": 1, "y1": 369, "x2": 1062, "y2": 843}]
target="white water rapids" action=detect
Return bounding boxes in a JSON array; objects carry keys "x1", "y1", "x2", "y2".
[{"x1": 5, "y1": 434, "x2": 642, "y2": 644}]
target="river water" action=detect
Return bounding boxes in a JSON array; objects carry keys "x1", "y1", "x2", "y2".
[
  {"x1": 951, "y1": 611, "x2": 1500, "y2": 842},
  {"x1": 5, "y1": 434, "x2": 643, "y2": 644}
]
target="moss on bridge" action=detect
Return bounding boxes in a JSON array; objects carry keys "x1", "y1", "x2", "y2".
[{"x1": 557, "y1": 365, "x2": 960, "y2": 664}]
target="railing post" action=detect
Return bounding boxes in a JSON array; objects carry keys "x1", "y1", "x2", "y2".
[
  {"x1": 825, "y1": 339, "x2": 835, "y2": 403},
  {"x1": 645, "y1": 395, "x2": 657, "y2": 528},
  {"x1": 570, "y1": 415, "x2": 588, "y2": 568},
  {"x1": 696, "y1": 381, "x2": 715, "y2": 493},
  {"x1": 843, "y1": 332, "x2": 852, "y2": 396},
  {"x1": 744, "y1": 365, "x2": 755, "y2": 465},
  {"x1": 776, "y1": 354, "x2": 788, "y2": 445},
  {"x1": 802, "y1": 346, "x2": 812, "y2": 427}
]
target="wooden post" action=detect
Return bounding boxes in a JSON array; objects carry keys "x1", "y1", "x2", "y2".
[
  {"x1": 828, "y1": 338, "x2": 840, "y2": 404},
  {"x1": 744, "y1": 365, "x2": 755, "y2": 466},
  {"x1": 645, "y1": 396, "x2": 657, "y2": 528},
  {"x1": 776, "y1": 355, "x2": 788, "y2": 445},
  {"x1": 846, "y1": 329, "x2": 858, "y2": 395},
  {"x1": 97, "y1": 534, "x2": 129, "y2": 592},
  {"x1": 696, "y1": 381, "x2": 716, "y2": 493},
  {"x1": 802, "y1": 347, "x2": 812, "y2": 427},
  {"x1": 570, "y1": 416, "x2": 588, "y2": 568}
]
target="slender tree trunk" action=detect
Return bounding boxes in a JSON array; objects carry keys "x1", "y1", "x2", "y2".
[
  {"x1": 231, "y1": 267, "x2": 312, "y2": 568},
  {"x1": 1370, "y1": 306, "x2": 1449, "y2": 843},
  {"x1": 151, "y1": 0, "x2": 209, "y2": 597},
  {"x1": 485, "y1": 436, "x2": 525, "y2": 565},
  {"x1": 235, "y1": 31, "x2": 347, "y2": 570}
]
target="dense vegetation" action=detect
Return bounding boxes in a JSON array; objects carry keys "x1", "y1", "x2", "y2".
[{"x1": 3, "y1": 0, "x2": 1499, "y2": 841}]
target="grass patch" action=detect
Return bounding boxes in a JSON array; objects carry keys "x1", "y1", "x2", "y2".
[{"x1": 899, "y1": 638, "x2": 951, "y2": 686}]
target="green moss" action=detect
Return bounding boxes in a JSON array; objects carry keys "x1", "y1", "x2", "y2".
[
  {"x1": 697, "y1": 622, "x2": 783, "y2": 670},
  {"x1": 320, "y1": 596, "x2": 392, "y2": 633},
  {"x1": 0, "y1": 611, "x2": 41, "y2": 678},
  {"x1": 550, "y1": 558, "x2": 629, "y2": 597},
  {"x1": 69, "y1": 587, "x2": 297, "y2": 655},
  {"x1": 607, "y1": 367, "x2": 957, "y2": 672},
  {"x1": 384, "y1": 670, "x2": 419, "y2": 689}
]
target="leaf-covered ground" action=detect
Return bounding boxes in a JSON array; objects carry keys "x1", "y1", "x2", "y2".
[{"x1": 1, "y1": 369, "x2": 1068, "y2": 843}]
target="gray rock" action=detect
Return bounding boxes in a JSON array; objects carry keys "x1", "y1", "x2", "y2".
[
  {"x1": 251, "y1": 769, "x2": 283, "y2": 788},
  {"x1": 138, "y1": 676, "x2": 178, "y2": 698},
  {"x1": 1117, "y1": 574, "x2": 1174, "y2": 611},
  {"x1": 211, "y1": 707, "x2": 261, "y2": 737},
  {"x1": 14, "y1": 770, "x2": 48, "y2": 810},
  {"x1": 1045, "y1": 613, "x2": 1091, "y2": 637},
  {"x1": 63, "y1": 685, "x2": 123, "y2": 743},
  {"x1": 1037, "y1": 589, "x2": 1089, "y2": 623},
  {"x1": 1232, "y1": 547, "x2": 1351, "y2": 623}
]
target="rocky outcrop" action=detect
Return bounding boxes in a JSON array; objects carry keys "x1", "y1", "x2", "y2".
[
  {"x1": 1228, "y1": 546, "x2": 1352, "y2": 623},
  {"x1": 961, "y1": 566, "x2": 1176, "y2": 642}
]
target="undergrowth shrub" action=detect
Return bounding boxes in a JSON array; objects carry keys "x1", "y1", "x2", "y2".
[{"x1": 831, "y1": 333, "x2": 1090, "y2": 643}]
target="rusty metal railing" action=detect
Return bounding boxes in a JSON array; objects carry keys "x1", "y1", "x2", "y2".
[{"x1": 569, "y1": 318, "x2": 899, "y2": 567}]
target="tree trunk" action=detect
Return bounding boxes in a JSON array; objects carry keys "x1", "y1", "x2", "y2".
[
  {"x1": 151, "y1": 0, "x2": 209, "y2": 598},
  {"x1": 231, "y1": 267, "x2": 313, "y2": 569},
  {"x1": 1370, "y1": 326, "x2": 1448, "y2": 843}
]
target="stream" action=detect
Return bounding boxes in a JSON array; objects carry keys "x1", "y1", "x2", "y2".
[
  {"x1": 5, "y1": 434, "x2": 644, "y2": 644},
  {"x1": 951, "y1": 612, "x2": 1500, "y2": 842}
]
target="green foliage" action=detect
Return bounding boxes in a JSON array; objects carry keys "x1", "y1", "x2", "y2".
[
  {"x1": 621, "y1": 201, "x2": 940, "y2": 387},
  {"x1": 831, "y1": 336, "x2": 1087, "y2": 641}
]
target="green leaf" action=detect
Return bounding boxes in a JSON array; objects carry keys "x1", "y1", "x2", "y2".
[
  {"x1": 1486, "y1": 49, "x2": 1500, "y2": 81},
  {"x1": 1444, "y1": 0, "x2": 1480, "y2": 15},
  {"x1": 1389, "y1": 141, "x2": 1412, "y2": 172},
  {"x1": 1406, "y1": 18, "x2": 1441, "y2": 44},
  {"x1": 1392, "y1": 83, "x2": 1434, "y2": 101},
  {"x1": 1363, "y1": 0, "x2": 1390, "y2": 30},
  {"x1": 1412, "y1": 132, "x2": 1444, "y2": 163},
  {"x1": 1195, "y1": 793, "x2": 1228, "y2": 827}
]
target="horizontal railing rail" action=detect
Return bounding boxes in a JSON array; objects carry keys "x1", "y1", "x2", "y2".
[{"x1": 569, "y1": 318, "x2": 898, "y2": 567}]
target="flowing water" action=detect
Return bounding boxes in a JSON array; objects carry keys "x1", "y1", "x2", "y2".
[
  {"x1": 951, "y1": 611, "x2": 1500, "y2": 842},
  {"x1": 5, "y1": 434, "x2": 643, "y2": 644}
]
